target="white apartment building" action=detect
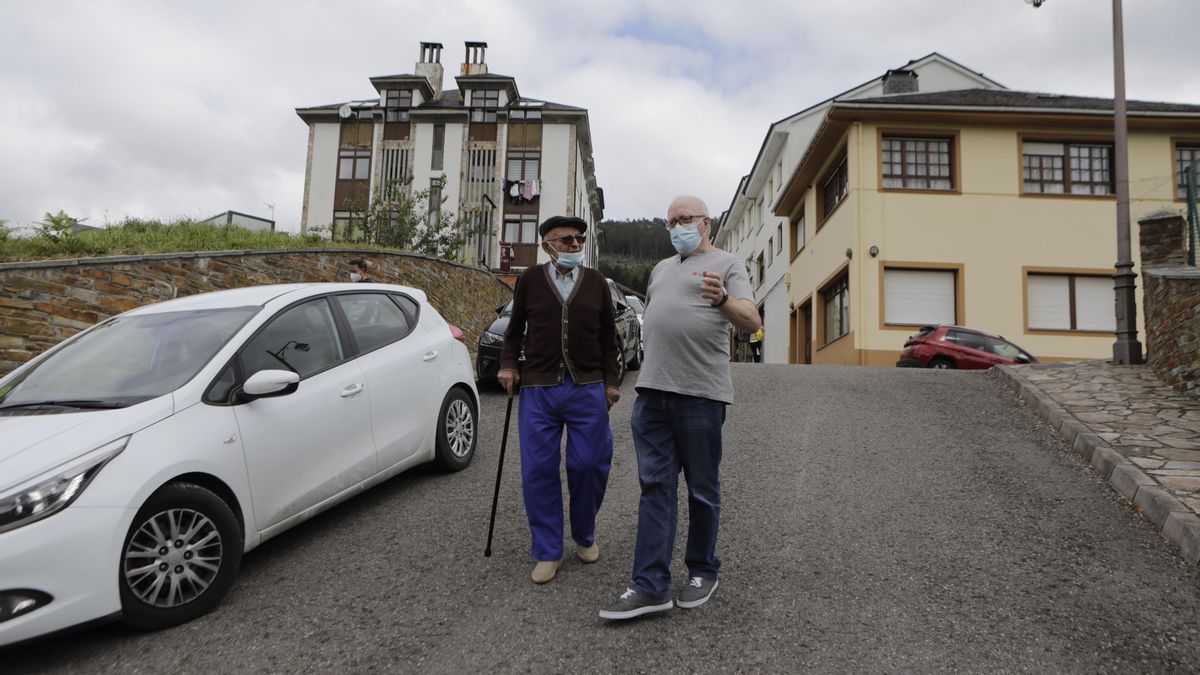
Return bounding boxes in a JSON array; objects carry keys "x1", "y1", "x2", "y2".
[
  {"x1": 296, "y1": 41, "x2": 604, "y2": 271},
  {"x1": 714, "y1": 54, "x2": 1004, "y2": 363}
]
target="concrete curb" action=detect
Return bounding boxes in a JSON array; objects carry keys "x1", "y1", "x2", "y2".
[{"x1": 992, "y1": 365, "x2": 1199, "y2": 567}]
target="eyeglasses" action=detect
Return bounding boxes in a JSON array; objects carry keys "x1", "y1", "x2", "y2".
[
  {"x1": 547, "y1": 234, "x2": 587, "y2": 245},
  {"x1": 666, "y1": 214, "x2": 707, "y2": 228}
]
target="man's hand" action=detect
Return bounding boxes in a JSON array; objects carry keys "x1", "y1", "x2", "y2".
[
  {"x1": 605, "y1": 386, "x2": 621, "y2": 410},
  {"x1": 498, "y1": 369, "x2": 519, "y2": 397},
  {"x1": 700, "y1": 270, "x2": 727, "y2": 306}
]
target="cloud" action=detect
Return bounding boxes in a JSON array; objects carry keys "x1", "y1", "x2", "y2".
[{"x1": 0, "y1": 0, "x2": 1197, "y2": 231}]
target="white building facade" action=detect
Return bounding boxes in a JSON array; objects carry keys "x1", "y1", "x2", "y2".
[
  {"x1": 715, "y1": 54, "x2": 1005, "y2": 363},
  {"x1": 296, "y1": 42, "x2": 604, "y2": 271}
]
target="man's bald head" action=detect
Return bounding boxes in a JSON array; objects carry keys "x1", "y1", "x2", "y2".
[{"x1": 668, "y1": 195, "x2": 709, "y2": 218}]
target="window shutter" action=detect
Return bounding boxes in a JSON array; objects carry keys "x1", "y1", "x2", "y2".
[
  {"x1": 1028, "y1": 275, "x2": 1071, "y2": 330},
  {"x1": 884, "y1": 270, "x2": 955, "y2": 325},
  {"x1": 1075, "y1": 276, "x2": 1116, "y2": 331}
]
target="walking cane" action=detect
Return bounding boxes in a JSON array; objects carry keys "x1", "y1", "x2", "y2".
[{"x1": 484, "y1": 394, "x2": 514, "y2": 557}]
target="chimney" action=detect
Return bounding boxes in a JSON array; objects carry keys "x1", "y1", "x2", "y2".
[
  {"x1": 882, "y1": 69, "x2": 918, "y2": 95},
  {"x1": 416, "y1": 41, "x2": 444, "y2": 100},
  {"x1": 462, "y1": 41, "x2": 488, "y2": 76}
]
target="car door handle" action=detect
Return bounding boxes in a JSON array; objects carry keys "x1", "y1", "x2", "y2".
[
  {"x1": 340, "y1": 383, "x2": 365, "y2": 397},
  {"x1": 422, "y1": 350, "x2": 439, "y2": 362}
]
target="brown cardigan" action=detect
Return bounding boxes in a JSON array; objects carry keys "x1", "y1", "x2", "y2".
[{"x1": 499, "y1": 263, "x2": 622, "y2": 388}]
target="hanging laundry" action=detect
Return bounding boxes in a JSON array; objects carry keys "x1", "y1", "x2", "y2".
[
  {"x1": 521, "y1": 180, "x2": 533, "y2": 201},
  {"x1": 530, "y1": 179, "x2": 541, "y2": 197}
]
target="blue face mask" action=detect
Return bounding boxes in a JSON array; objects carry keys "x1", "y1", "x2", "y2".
[
  {"x1": 670, "y1": 223, "x2": 703, "y2": 255},
  {"x1": 553, "y1": 250, "x2": 585, "y2": 269}
]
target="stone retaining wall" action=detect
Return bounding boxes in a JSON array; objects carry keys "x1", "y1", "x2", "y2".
[
  {"x1": 0, "y1": 249, "x2": 513, "y2": 377},
  {"x1": 1139, "y1": 212, "x2": 1200, "y2": 395}
]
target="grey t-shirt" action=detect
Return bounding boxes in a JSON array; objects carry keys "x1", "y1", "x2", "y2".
[{"x1": 634, "y1": 247, "x2": 754, "y2": 404}]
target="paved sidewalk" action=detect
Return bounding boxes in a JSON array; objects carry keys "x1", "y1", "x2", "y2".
[{"x1": 994, "y1": 360, "x2": 1200, "y2": 565}]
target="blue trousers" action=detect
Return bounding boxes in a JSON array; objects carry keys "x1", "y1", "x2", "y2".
[
  {"x1": 630, "y1": 388, "x2": 726, "y2": 600},
  {"x1": 518, "y1": 375, "x2": 613, "y2": 561}
]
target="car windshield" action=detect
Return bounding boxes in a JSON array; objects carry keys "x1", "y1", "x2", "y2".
[
  {"x1": 0, "y1": 306, "x2": 258, "y2": 408},
  {"x1": 986, "y1": 337, "x2": 1026, "y2": 360},
  {"x1": 625, "y1": 296, "x2": 645, "y2": 314}
]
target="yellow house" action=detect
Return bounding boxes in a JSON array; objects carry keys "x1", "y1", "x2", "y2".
[{"x1": 773, "y1": 88, "x2": 1200, "y2": 367}]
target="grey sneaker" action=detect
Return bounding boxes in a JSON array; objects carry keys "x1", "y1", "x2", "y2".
[
  {"x1": 676, "y1": 576, "x2": 718, "y2": 609},
  {"x1": 598, "y1": 588, "x2": 673, "y2": 620}
]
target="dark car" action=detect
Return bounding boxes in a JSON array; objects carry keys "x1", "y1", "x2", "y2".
[
  {"x1": 896, "y1": 325, "x2": 1036, "y2": 370},
  {"x1": 475, "y1": 284, "x2": 642, "y2": 385},
  {"x1": 476, "y1": 299, "x2": 513, "y2": 383},
  {"x1": 607, "y1": 279, "x2": 643, "y2": 374}
]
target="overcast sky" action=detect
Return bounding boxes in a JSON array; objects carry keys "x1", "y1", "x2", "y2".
[{"x1": 2, "y1": 0, "x2": 1197, "y2": 232}]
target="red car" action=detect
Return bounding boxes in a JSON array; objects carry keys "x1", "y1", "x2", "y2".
[{"x1": 897, "y1": 325, "x2": 1036, "y2": 370}]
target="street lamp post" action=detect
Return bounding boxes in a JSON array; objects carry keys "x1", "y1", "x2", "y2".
[{"x1": 1027, "y1": 0, "x2": 1144, "y2": 364}]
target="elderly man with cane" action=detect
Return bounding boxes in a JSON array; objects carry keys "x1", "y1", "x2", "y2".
[{"x1": 497, "y1": 215, "x2": 623, "y2": 584}]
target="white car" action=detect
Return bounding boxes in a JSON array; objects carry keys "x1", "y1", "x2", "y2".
[{"x1": 0, "y1": 284, "x2": 479, "y2": 646}]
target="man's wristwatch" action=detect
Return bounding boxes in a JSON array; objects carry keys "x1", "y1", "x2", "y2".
[{"x1": 712, "y1": 291, "x2": 729, "y2": 308}]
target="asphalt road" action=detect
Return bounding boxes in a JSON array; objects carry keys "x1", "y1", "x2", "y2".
[{"x1": 7, "y1": 365, "x2": 1200, "y2": 673}]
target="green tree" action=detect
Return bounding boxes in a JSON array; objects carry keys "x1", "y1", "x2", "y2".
[
  {"x1": 35, "y1": 210, "x2": 86, "y2": 242},
  {"x1": 327, "y1": 179, "x2": 488, "y2": 261}
]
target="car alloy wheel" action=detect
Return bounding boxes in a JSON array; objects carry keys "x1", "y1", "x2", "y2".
[
  {"x1": 445, "y1": 398, "x2": 475, "y2": 459},
  {"x1": 434, "y1": 389, "x2": 478, "y2": 471},
  {"x1": 119, "y1": 482, "x2": 242, "y2": 630},
  {"x1": 124, "y1": 508, "x2": 222, "y2": 608}
]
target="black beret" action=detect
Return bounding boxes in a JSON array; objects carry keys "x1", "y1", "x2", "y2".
[{"x1": 539, "y1": 215, "x2": 587, "y2": 238}]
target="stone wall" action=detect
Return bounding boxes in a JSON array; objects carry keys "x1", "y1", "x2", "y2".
[
  {"x1": 0, "y1": 249, "x2": 513, "y2": 377},
  {"x1": 1139, "y1": 212, "x2": 1200, "y2": 395}
]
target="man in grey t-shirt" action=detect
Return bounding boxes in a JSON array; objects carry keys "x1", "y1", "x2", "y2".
[{"x1": 600, "y1": 195, "x2": 761, "y2": 620}]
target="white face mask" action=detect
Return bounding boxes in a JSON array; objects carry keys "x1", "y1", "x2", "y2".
[{"x1": 349, "y1": 273, "x2": 362, "y2": 282}]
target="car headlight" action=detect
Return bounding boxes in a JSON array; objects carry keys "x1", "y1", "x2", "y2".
[
  {"x1": 479, "y1": 331, "x2": 503, "y2": 347},
  {"x1": 0, "y1": 436, "x2": 128, "y2": 535}
]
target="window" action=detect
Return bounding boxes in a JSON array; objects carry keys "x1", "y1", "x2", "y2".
[
  {"x1": 767, "y1": 239, "x2": 774, "y2": 266},
  {"x1": 755, "y1": 253, "x2": 765, "y2": 287},
  {"x1": 431, "y1": 124, "x2": 446, "y2": 170},
  {"x1": 339, "y1": 118, "x2": 374, "y2": 148},
  {"x1": 790, "y1": 205, "x2": 806, "y2": 257},
  {"x1": 338, "y1": 148, "x2": 371, "y2": 181},
  {"x1": 776, "y1": 159, "x2": 783, "y2": 186},
  {"x1": 1176, "y1": 143, "x2": 1200, "y2": 199},
  {"x1": 1027, "y1": 273, "x2": 1115, "y2": 331},
  {"x1": 882, "y1": 135, "x2": 953, "y2": 190},
  {"x1": 502, "y1": 214, "x2": 538, "y2": 243},
  {"x1": 508, "y1": 112, "x2": 543, "y2": 149},
  {"x1": 241, "y1": 299, "x2": 345, "y2": 379},
  {"x1": 1023, "y1": 141, "x2": 1114, "y2": 195},
  {"x1": 822, "y1": 273, "x2": 850, "y2": 343},
  {"x1": 470, "y1": 89, "x2": 499, "y2": 123},
  {"x1": 884, "y1": 269, "x2": 956, "y2": 326},
  {"x1": 335, "y1": 294, "x2": 413, "y2": 353},
  {"x1": 428, "y1": 178, "x2": 443, "y2": 226},
  {"x1": 383, "y1": 89, "x2": 412, "y2": 123},
  {"x1": 507, "y1": 151, "x2": 540, "y2": 181},
  {"x1": 776, "y1": 224, "x2": 784, "y2": 254},
  {"x1": 821, "y1": 154, "x2": 849, "y2": 220}
]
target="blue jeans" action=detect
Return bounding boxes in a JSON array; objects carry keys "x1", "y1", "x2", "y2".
[
  {"x1": 518, "y1": 374, "x2": 613, "y2": 561},
  {"x1": 629, "y1": 388, "x2": 726, "y2": 600}
]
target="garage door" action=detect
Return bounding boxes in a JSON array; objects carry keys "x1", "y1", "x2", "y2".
[{"x1": 884, "y1": 269, "x2": 956, "y2": 326}]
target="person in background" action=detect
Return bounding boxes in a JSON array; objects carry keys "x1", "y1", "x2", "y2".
[
  {"x1": 749, "y1": 325, "x2": 764, "y2": 363},
  {"x1": 349, "y1": 259, "x2": 374, "y2": 283}
]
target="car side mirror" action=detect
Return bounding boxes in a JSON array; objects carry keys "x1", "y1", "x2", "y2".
[
  {"x1": 615, "y1": 301, "x2": 628, "y2": 313},
  {"x1": 238, "y1": 369, "x2": 301, "y2": 401},
  {"x1": 1015, "y1": 353, "x2": 1032, "y2": 364},
  {"x1": 495, "y1": 304, "x2": 507, "y2": 314}
]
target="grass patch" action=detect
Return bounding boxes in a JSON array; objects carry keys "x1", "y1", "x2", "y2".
[{"x1": 0, "y1": 217, "x2": 404, "y2": 263}]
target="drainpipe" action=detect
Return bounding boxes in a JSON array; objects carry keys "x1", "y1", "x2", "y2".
[{"x1": 854, "y1": 122, "x2": 865, "y2": 366}]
